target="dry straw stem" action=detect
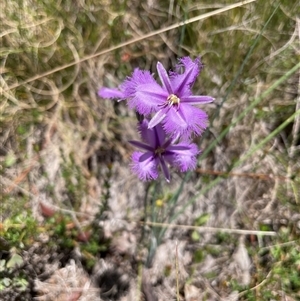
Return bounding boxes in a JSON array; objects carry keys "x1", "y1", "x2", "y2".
[
  {"x1": 238, "y1": 270, "x2": 273, "y2": 298},
  {"x1": 141, "y1": 221, "x2": 277, "y2": 236},
  {"x1": 3, "y1": 0, "x2": 257, "y2": 93}
]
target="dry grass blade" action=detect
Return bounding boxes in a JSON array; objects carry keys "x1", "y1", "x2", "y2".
[{"x1": 2, "y1": 0, "x2": 256, "y2": 93}]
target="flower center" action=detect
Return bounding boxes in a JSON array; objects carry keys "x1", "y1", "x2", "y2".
[
  {"x1": 155, "y1": 146, "x2": 165, "y2": 156},
  {"x1": 167, "y1": 94, "x2": 180, "y2": 106}
]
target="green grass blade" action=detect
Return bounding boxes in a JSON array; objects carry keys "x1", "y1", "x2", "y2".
[
  {"x1": 199, "y1": 62, "x2": 300, "y2": 161},
  {"x1": 171, "y1": 63, "x2": 300, "y2": 222},
  {"x1": 210, "y1": 1, "x2": 280, "y2": 126}
]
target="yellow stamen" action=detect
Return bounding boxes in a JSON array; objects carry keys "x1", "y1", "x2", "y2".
[{"x1": 167, "y1": 94, "x2": 180, "y2": 105}]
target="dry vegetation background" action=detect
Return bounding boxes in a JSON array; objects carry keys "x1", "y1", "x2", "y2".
[{"x1": 1, "y1": 0, "x2": 300, "y2": 300}]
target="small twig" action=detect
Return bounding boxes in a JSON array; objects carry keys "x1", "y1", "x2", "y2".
[
  {"x1": 238, "y1": 270, "x2": 273, "y2": 297},
  {"x1": 259, "y1": 240, "x2": 297, "y2": 252},
  {"x1": 141, "y1": 221, "x2": 277, "y2": 236}
]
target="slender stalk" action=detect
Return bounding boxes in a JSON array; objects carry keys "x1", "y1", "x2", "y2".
[{"x1": 142, "y1": 221, "x2": 277, "y2": 236}]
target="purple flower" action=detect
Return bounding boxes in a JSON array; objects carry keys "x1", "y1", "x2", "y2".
[
  {"x1": 124, "y1": 57, "x2": 214, "y2": 138},
  {"x1": 130, "y1": 120, "x2": 199, "y2": 182}
]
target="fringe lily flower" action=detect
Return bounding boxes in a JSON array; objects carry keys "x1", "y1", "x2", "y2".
[
  {"x1": 124, "y1": 57, "x2": 214, "y2": 138},
  {"x1": 98, "y1": 56, "x2": 213, "y2": 182},
  {"x1": 129, "y1": 120, "x2": 199, "y2": 182}
]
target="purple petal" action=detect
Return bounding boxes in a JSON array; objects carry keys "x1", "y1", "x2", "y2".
[
  {"x1": 138, "y1": 119, "x2": 170, "y2": 149},
  {"x1": 142, "y1": 126, "x2": 158, "y2": 148},
  {"x1": 123, "y1": 69, "x2": 165, "y2": 115},
  {"x1": 148, "y1": 109, "x2": 168, "y2": 129},
  {"x1": 136, "y1": 120, "x2": 166, "y2": 149},
  {"x1": 161, "y1": 137, "x2": 174, "y2": 149},
  {"x1": 173, "y1": 57, "x2": 202, "y2": 78},
  {"x1": 139, "y1": 151, "x2": 154, "y2": 162},
  {"x1": 157, "y1": 62, "x2": 173, "y2": 94},
  {"x1": 131, "y1": 151, "x2": 159, "y2": 181},
  {"x1": 129, "y1": 140, "x2": 153, "y2": 152},
  {"x1": 172, "y1": 66, "x2": 195, "y2": 95},
  {"x1": 163, "y1": 104, "x2": 208, "y2": 139},
  {"x1": 123, "y1": 69, "x2": 156, "y2": 97},
  {"x1": 137, "y1": 119, "x2": 150, "y2": 142},
  {"x1": 98, "y1": 87, "x2": 124, "y2": 100},
  {"x1": 170, "y1": 57, "x2": 202, "y2": 95},
  {"x1": 165, "y1": 143, "x2": 199, "y2": 172},
  {"x1": 181, "y1": 95, "x2": 214, "y2": 104},
  {"x1": 174, "y1": 143, "x2": 199, "y2": 171},
  {"x1": 129, "y1": 83, "x2": 166, "y2": 115},
  {"x1": 166, "y1": 145, "x2": 192, "y2": 152},
  {"x1": 153, "y1": 123, "x2": 166, "y2": 147}
]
